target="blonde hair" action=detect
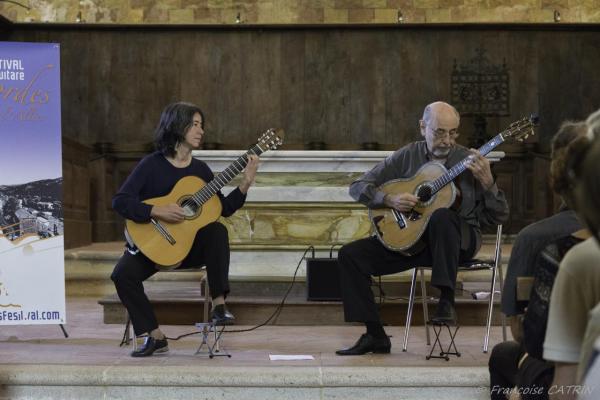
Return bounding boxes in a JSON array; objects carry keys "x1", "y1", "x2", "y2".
[{"x1": 586, "y1": 108, "x2": 600, "y2": 140}]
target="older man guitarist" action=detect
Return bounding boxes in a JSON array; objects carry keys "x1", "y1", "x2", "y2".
[{"x1": 336, "y1": 101, "x2": 509, "y2": 356}]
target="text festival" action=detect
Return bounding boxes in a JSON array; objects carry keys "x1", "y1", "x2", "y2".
[{"x1": 0, "y1": 61, "x2": 53, "y2": 122}]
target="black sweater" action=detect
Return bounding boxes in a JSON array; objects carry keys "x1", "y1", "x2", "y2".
[{"x1": 112, "y1": 151, "x2": 246, "y2": 223}]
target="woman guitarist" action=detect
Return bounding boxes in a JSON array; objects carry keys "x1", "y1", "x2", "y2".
[{"x1": 111, "y1": 102, "x2": 259, "y2": 357}]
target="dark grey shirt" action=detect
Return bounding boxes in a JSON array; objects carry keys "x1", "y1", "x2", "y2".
[
  {"x1": 350, "y1": 141, "x2": 510, "y2": 253},
  {"x1": 501, "y1": 208, "x2": 582, "y2": 316}
]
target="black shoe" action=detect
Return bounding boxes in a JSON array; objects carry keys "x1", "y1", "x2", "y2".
[
  {"x1": 130, "y1": 336, "x2": 169, "y2": 357},
  {"x1": 211, "y1": 304, "x2": 235, "y2": 326},
  {"x1": 336, "y1": 334, "x2": 391, "y2": 356},
  {"x1": 431, "y1": 299, "x2": 457, "y2": 325}
]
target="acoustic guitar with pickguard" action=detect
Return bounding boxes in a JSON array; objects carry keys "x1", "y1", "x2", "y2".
[
  {"x1": 369, "y1": 115, "x2": 538, "y2": 255},
  {"x1": 125, "y1": 128, "x2": 284, "y2": 269}
]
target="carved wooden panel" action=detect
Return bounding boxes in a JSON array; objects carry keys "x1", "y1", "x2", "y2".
[
  {"x1": 5, "y1": 25, "x2": 600, "y2": 151},
  {"x1": 5, "y1": 24, "x2": 596, "y2": 240},
  {"x1": 61, "y1": 138, "x2": 91, "y2": 248}
]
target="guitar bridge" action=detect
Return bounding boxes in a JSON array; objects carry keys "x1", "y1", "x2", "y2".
[
  {"x1": 151, "y1": 218, "x2": 176, "y2": 245},
  {"x1": 391, "y1": 209, "x2": 407, "y2": 229}
]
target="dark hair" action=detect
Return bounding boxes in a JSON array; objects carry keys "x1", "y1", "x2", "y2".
[
  {"x1": 554, "y1": 135, "x2": 591, "y2": 212},
  {"x1": 575, "y1": 114, "x2": 600, "y2": 242},
  {"x1": 575, "y1": 140, "x2": 600, "y2": 242},
  {"x1": 154, "y1": 102, "x2": 204, "y2": 158},
  {"x1": 549, "y1": 121, "x2": 588, "y2": 204},
  {"x1": 550, "y1": 121, "x2": 588, "y2": 158}
]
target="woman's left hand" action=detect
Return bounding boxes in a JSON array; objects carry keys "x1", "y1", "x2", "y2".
[{"x1": 239, "y1": 154, "x2": 259, "y2": 193}]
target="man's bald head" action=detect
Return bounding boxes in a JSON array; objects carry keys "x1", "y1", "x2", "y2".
[
  {"x1": 422, "y1": 102, "x2": 460, "y2": 126},
  {"x1": 419, "y1": 101, "x2": 461, "y2": 158}
]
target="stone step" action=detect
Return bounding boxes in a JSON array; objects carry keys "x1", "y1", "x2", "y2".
[
  {"x1": 99, "y1": 281, "x2": 503, "y2": 327},
  {"x1": 0, "y1": 364, "x2": 490, "y2": 400},
  {"x1": 65, "y1": 240, "x2": 511, "y2": 297}
]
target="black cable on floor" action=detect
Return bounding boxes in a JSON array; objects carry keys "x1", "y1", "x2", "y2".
[
  {"x1": 224, "y1": 245, "x2": 314, "y2": 333},
  {"x1": 164, "y1": 245, "x2": 315, "y2": 340}
]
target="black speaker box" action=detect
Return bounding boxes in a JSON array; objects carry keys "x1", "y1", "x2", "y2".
[{"x1": 305, "y1": 257, "x2": 342, "y2": 301}]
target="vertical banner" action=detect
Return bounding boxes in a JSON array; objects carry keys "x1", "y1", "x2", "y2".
[{"x1": 0, "y1": 42, "x2": 66, "y2": 325}]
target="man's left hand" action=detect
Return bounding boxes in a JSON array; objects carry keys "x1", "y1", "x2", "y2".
[{"x1": 466, "y1": 149, "x2": 494, "y2": 191}]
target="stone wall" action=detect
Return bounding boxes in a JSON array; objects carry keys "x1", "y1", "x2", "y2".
[{"x1": 1, "y1": 0, "x2": 600, "y2": 24}]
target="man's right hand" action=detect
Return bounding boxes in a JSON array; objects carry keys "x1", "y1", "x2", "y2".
[
  {"x1": 150, "y1": 204, "x2": 186, "y2": 223},
  {"x1": 383, "y1": 193, "x2": 419, "y2": 212}
]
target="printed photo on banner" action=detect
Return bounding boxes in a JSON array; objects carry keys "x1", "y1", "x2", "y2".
[{"x1": 0, "y1": 41, "x2": 66, "y2": 325}]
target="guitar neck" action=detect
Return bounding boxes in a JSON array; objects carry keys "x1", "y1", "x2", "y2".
[
  {"x1": 192, "y1": 143, "x2": 265, "y2": 205},
  {"x1": 430, "y1": 133, "x2": 505, "y2": 194}
]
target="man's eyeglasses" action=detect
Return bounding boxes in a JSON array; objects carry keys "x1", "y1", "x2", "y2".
[{"x1": 428, "y1": 126, "x2": 459, "y2": 140}]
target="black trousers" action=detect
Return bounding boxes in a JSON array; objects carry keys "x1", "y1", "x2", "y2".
[
  {"x1": 489, "y1": 340, "x2": 554, "y2": 400},
  {"x1": 489, "y1": 341, "x2": 522, "y2": 399},
  {"x1": 337, "y1": 208, "x2": 476, "y2": 323},
  {"x1": 111, "y1": 222, "x2": 231, "y2": 336}
]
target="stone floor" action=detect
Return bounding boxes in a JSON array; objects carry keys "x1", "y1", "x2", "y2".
[{"x1": 0, "y1": 297, "x2": 510, "y2": 367}]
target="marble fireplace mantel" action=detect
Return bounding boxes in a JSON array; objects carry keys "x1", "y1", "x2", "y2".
[{"x1": 192, "y1": 150, "x2": 505, "y2": 203}]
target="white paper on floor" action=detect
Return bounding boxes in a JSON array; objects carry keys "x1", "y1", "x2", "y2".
[{"x1": 269, "y1": 354, "x2": 315, "y2": 361}]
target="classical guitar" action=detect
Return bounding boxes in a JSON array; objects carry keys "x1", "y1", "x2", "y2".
[
  {"x1": 369, "y1": 115, "x2": 538, "y2": 255},
  {"x1": 125, "y1": 128, "x2": 284, "y2": 268}
]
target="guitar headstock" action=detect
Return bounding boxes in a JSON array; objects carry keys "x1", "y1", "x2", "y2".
[
  {"x1": 502, "y1": 114, "x2": 539, "y2": 142},
  {"x1": 257, "y1": 128, "x2": 285, "y2": 151}
]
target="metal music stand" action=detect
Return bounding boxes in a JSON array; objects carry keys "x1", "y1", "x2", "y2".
[
  {"x1": 425, "y1": 320, "x2": 461, "y2": 361},
  {"x1": 194, "y1": 321, "x2": 230, "y2": 358}
]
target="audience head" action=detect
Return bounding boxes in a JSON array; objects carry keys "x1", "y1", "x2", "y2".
[
  {"x1": 573, "y1": 110, "x2": 600, "y2": 242},
  {"x1": 549, "y1": 121, "x2": 588, "y2": 207},
  {"x1": 586, "y1": 108, "x2": 600, "y2": 140}
]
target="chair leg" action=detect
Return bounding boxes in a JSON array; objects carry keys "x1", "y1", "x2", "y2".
[
  {"x1": 203, "y1": 275, "x2": 210, "y2": 323},
  {"x1": 403, "y1": 268, "x2": 418, "y2": 352},
  {"x1": 498, "y1": 263, "x2": 507, "y2": 342},
  {"x1": 483, "y1": 265, "x2": 498, "y2": 353},
  {"x1": 128, "y1": 313, "x2": 137, "y2": 351},
  {"x1": 419, "y1": 268, "x2": 431, "y2": 345}
]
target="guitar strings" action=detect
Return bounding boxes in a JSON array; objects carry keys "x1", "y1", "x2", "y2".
[
  {"x1": 180, "y1": 148, "x2": 258, "y2": 209},
  {"x1": 429, "y1": 134, "x2": 503, "y2": 195}
]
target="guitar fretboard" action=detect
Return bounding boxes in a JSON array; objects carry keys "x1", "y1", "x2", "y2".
[
  {"x1": 189, "y1": 143, "x2": 265, "y2": 206},
  {"x1": 430, "y1": 133, "x2": 505, "y2": 194}
]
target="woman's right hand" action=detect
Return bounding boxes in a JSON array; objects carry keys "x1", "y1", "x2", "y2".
[{"x1": 150, "y1": 204, "x2": 186, "y2": 223}]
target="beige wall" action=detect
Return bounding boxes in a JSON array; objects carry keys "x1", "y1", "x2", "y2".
[{"x1": 1, "y1": 0, "x2": 600, "y2": 24}]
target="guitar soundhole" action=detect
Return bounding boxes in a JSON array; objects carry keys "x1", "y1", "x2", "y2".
[
  {"x1": 180, "y1": 197, "x2": 201, "y2": 218},
  {"x1": 182, "y1": 203, "x2": 198, "y2": 218},
  {"x1": 417, "y1": 185, "x2": 433, "y2": 202}
]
